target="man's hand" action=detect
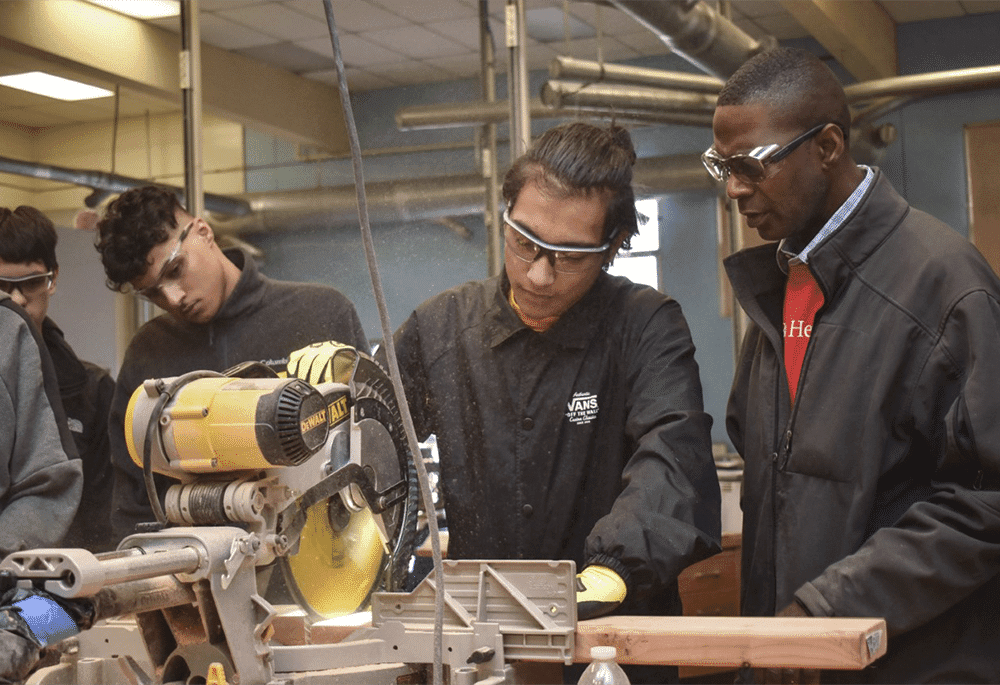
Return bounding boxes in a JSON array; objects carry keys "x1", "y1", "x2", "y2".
[
  {"x1": 288, "y1": 341, "x2": 357, "y2": 385},
  {"x1": 759, "y1": 601, "x2": 820, "y2": 684},
  {"x1": 576, "y1": 565, "x2": 626, "y2": 620}
]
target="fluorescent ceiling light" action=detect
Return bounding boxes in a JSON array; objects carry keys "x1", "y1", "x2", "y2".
[
  {"x1": 88, "y1": 0, "x2": 180, "y2": 20},
  {"x1": 0, "y1": 72, "x2": 113, "y2": 101}
]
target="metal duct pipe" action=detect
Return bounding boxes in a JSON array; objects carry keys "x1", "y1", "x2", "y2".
[
  {"x1": 210, "y1": 154, "x2": 712, "y2": 236},
  {"x1": 844, "y1": 64, "x2": 1000, "y2": 103},
  {"x1": 0, "y1": 155, "x2": 251, "y2": 216},
  {"x1": 608, "y1": 0, "x2": 775, "y2": 79},
  {"x1": 212, "y1": 174, "x2": 489, "y2": 235},
  {"x1": 397, "y1": 97, "x2": 713, "y2": 130},
  {"x1": 506, "y1": 0, "x2": 531, "y2": 158},
  {"x1": 550, "y1": 55, "x2": 723, "y2": 93},
  {"x1": 542, "y1": 79, "x2": 717, "y2": 117}
]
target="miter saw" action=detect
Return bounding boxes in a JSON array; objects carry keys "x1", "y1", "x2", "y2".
[
  {"x1": 0, "y1": 347, "x2": 424, "y2": 683},
  {"x1": 0, "y1": 349, "x2": 579, "y2": 685}
]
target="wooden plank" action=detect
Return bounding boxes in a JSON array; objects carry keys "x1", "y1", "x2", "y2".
[
  {"x1": 272, "y1": 612, "x2": 886, "y2": 671},
  {"x1": 576, "y1": 616, "x2": 886, "y2": 670}
]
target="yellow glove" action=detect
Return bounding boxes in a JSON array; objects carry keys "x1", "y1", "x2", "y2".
[
  {"x1": 576, "y1": 565, "x2": 626, "y2": 620},
  {"x1": 287, "y1": 341, "x2": 357, "y2": 385}
]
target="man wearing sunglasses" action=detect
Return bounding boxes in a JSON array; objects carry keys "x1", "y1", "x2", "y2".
[
  {"x1": 383, "y1": 121, "x2": 721, "y2": 683},
  {"x1": 95, "y1": 185, "x2": 369, "y2": 543},
  {"x1": 0, "y1": 206, "x2": 111, "y2": 553},
  {"x1": 716, "y1": 48, "x2": 1000, "y2": 682}
]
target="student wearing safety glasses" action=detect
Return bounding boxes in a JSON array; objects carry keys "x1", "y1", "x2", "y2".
[
  {"x1": 0, "y1": 206, "x2": 107, "y2": 552},
  {"x1": 95, "y1": 185, "x2": 369, "y2": 543},
  {"x1": 714, "y1": 48, "x2": 1000, "y2": 683},
  {"x1": 382, "y1": 121, "x2": 721, "y2": 683}
]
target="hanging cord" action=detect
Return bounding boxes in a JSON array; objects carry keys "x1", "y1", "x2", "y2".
[
  {"x1": 110, "y1": 84, "x2": 120, "y2": 174},
  {"x1": 319, "y1": 3, "x2": 445, "y2": 684}
]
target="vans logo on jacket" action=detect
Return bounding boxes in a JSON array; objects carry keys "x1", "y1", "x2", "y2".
[{"x1": 566, "y1": 392, "x2": 599, "y2": 425}]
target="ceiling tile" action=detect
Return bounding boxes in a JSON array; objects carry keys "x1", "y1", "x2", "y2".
[
  {"x1": 315, "y1": 0, "x2": 411, "y2": 32},
  {"x1": 365, "y1": 59, "x2": 453, "y2": 86},
  {"x1": 565, "y1": 3, "x2": 645, "y2": 35},
  {"x1": 215, "y1": 2, "x2": 330, "y2": 41},
  {"x1": 878, "y1": 0, "x2": 965, "y2": 21},
  {"x1": 523, "y1": 6, "x2": 595, "y2": 42},
  {"x1": 280, "y1": 0, "x2": 328, "y2": 21},
  {"x1": 614, "y1": 30, "x2": 674, "y2": 56},
  {"x1": 959, "y1": 0, "x2": 1000, "y2": 12},
  {"x1": 550, "y1": 37, "x2": 640, "y2": 63},
  {"x1": 363, "y1": 24, "x2": 468, "y2": 59},
  {"x1": 199, "y1": 0, "x2": 271, "y2": 11},
  {"x1": 298, "y1": 34, "x2": 408, "y2": 66},
  {"x1": 238, "y1": 42, "x2": 338, "y2": 73},
  {"x1": 198, "y1": 13, "x2": 276, "y2": 49},
  {"x1": 424, "y1": 17, "x2": 502, "y2": 51},
  {"x1": 424, "y1": 53, "x2": 484, "y2": 79},
  {"x1": 384, "y1": 0, "x2": 477, "y2": 24},
  {"x1": 305, "y1": 67, "x2": 398, "y2": 92}
]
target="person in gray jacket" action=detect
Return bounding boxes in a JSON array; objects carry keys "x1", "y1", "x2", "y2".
[
  {"x1": 95, "y1": 185, "x2": 369, "y2": 543},
  {"x1": 0, "y1": 206, "x2": 116, "y2": 553},
  {"x1": 709, "y1": 47, "x2": 1000, "y2": 682},
  {"x1": 384, "y1": 122, "x2": 721, "y2": 683},
  {"x1": 0, "y1": 291, "x2": 83, "y2": 556}
]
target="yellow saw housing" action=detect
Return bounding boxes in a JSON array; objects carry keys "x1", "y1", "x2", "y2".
[{"x1": 125, "y1": 375, "x2": 330, "y2": 475}]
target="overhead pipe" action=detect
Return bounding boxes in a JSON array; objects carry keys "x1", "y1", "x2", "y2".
[
  {"x1": 542, "y1": 79, "x2": 716, "y2": 119},
  {"x1": 397, "y1": 98, "x2": 714, "y2": 130},
  {"x1": 0, "y1": 155, "x2": 251, "y2": 216},
  {"x1": 844, "y1": 64, "x2": 1000, "y2": 103},
  {"x1": 550, "y1": 55, "x2": 723, "y2": 93},
  {"x1": 607, "y1": 0, "x2": 776, "y2": 79},
  {"x1": 210, "y1": 154, "x2": 712, "y2": 236},
  {"x1": 394, "y1": 0, "x2": 767, "y2": 133}
]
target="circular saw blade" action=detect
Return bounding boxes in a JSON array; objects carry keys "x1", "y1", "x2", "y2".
[
  {"x1": 280, "y1": 355, "x2": 419, "y2": 619},
  {"x1": 282, "y1": 497, "x2": 387, "y2": 618}
]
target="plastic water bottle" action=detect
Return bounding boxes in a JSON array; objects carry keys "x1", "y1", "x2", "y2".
[{"x1": 577, "y1": 645, "x2": 630, "y2": 685}]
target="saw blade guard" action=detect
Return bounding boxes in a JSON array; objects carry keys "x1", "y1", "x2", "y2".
[{"x1": 281, "y1": 352, "x2": 420, "y2": 619}]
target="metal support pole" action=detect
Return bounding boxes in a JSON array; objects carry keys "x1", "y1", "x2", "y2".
[
  {"x1": 480, "y1": 0, "x2": 502, "y2": 277},
  {"x1": 180, "y1": 0, "x2": 204, "y2": 218},
  {"x1": 505, "y1": 0, "x2": 530, "y2": 160}
]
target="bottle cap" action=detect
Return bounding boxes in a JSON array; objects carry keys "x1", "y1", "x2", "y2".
[{"x1": 591, "y1": 645, "x2": 617, "y2": 661}]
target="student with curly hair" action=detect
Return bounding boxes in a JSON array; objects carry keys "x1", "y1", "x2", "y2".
[{"x1": 95, "y1": 186, "x2": 368, "y2": 542}]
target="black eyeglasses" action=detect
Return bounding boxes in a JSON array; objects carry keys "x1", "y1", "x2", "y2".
[
  {"x1": 132, "y1": 219, "x2": 194, "y2": 301},
  {"x1": 502, "y1": 207, "x2": 615, "y2": 274},
  {"x1": 702, "y1": 123, "x2": 841, "y2": 184},
  {"x1": 0, "y1": 271, "x2": 54, "y2": 296}
]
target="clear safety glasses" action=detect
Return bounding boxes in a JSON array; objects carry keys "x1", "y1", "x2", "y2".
[
  {"x1": 502, "y1": 207, "x2": 614, "y2": 274},
  {"x1": 132, "y1": 219, "x2": 195, "y2": 302},
  {"x1": 0, "y1": 271, "x2": 53, "y2": 296}
]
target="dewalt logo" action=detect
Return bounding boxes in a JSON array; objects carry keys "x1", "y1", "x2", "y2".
[
  {"x1": 327, "y1": 394, "x2": 349, "y2": 428},
  {"x1": 300, "y1": 408, "x2": 328, "y2": 434}
]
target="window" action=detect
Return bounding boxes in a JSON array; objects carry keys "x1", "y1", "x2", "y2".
[{"x1": 608, "y1": 197, "x2": 659, "y2": 289}]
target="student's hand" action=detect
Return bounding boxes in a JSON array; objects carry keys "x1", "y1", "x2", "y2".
[
  {"x1": 576, "y1": 565, "x2": 626, "y2": 620},
  {"x1": 288, "y1": 341, "x2": 357, "y2": 385}
]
